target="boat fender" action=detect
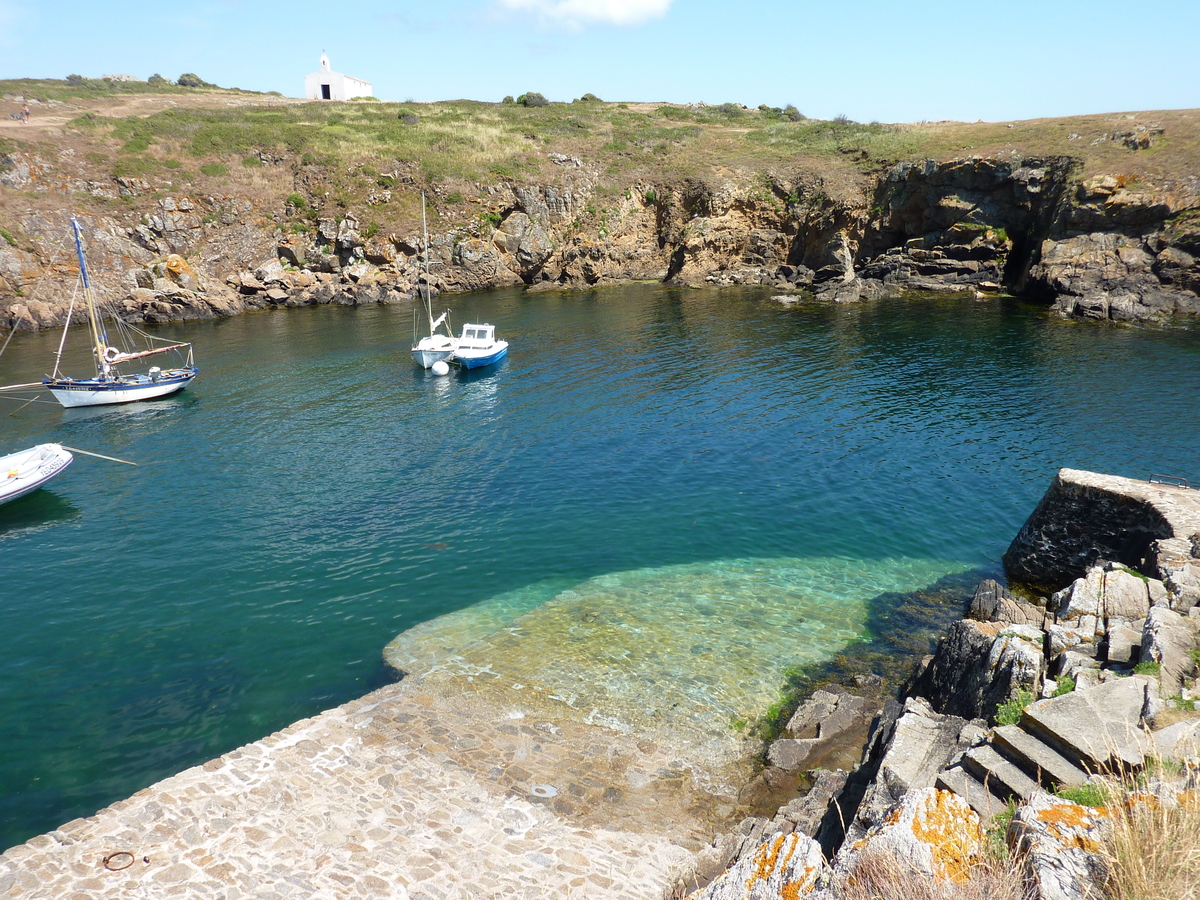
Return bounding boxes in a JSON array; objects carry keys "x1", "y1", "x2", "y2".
[{"x1": 102, "y1": 346, "x2": 121, "y2": 364}]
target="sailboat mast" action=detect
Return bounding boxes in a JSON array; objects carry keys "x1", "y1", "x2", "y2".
[
  {"x1": 71, "y1": 217, "x2": 107, "y2": 375},
  {"x1": 421, "y1": 191, "x2": 434, "y2": 336}
]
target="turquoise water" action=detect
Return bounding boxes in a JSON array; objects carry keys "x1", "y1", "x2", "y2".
[{"x1": 1, "y1": 286, "x2": 1199, "y2": 848}]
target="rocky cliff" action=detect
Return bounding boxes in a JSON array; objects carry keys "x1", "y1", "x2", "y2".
[{"x1": 3, "y1": 136, "x2": 1200, "y2": 334}]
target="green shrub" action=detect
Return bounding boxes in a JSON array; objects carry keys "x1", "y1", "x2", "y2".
[
  {"x1": 399, "y1": 113, "x2": 419, "y2": 125},
  {"x1": 784, "y1": 104, "x2": 805, "y2": 122},
  {"x1": 995, "y1": 689, "x2": 1037, "y2": 726},
  {"x1": 148, "y1": 74, "x2": 167, "y2": 85},
  {"x1": 0, "y1": 228, "x2": 17, "y2": 247},
  {"x1": 177, "y1": 73, "x2": 212, "y2": 88},
  {"x1": 1056, "y1": 783, "x2": 1108, "y2": 808},
  {"x1": 1052, "y1": 675, "x2": 1076, "y2": 697},
  {"x1": 445, "y1": 192, "x2": 464, "y2": 203},
  {"x1": 286, "y1": 192, "x2": 308, "y2": 209},
  {"x1": 518, "y1": 92, "x2": 549, "y2": 108},
  {"x1": 66, "y1": 74, "x2": 84, "y2": 85},
  {"x1": 241, "y1": 155, "x2": 263, "y2": 167},
  {"x1": 501, "y1": 95, "x2": 515, "y2": 104},
  {"x1": 199, "y1": 162, "x2": 228, "y2": 176},
  {"x1": 163, "y1": 159, "x2": 181, "y2": 169},
  {"x1": 577, "y1": 93, "x2": 601, "y2": 102},
  {"x1": 1134, "y1": 660, "x2": 1162, "y2": 676}
]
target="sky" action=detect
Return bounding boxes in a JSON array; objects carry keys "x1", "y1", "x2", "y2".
[{"x1": 2, "y1": 0, "x2": 1198, "y2": 123}]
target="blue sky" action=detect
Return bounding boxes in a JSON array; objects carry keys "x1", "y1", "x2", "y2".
[{"x1": 2, "y1": 0, "x2": 1197, "y2": 122}]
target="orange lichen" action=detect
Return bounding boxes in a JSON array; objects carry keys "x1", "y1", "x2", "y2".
[
  {"x1": 1034, "y1": 800, "x2": 1111, "y2": 852},
  {"x1": 909, "y1": 790, "x2": 983, "y2": 883},
  {"x1": 747, "y1": 833, "x2": 798, "y2": 891}
]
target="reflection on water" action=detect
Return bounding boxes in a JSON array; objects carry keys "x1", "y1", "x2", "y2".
[{"x1": 0, "y1": 490, "x2": 80, "y2": 541}]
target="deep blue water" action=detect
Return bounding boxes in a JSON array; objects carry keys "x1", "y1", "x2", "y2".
[{"x1": 1, "y1": 286, "x2": 1198, "y2": 849}]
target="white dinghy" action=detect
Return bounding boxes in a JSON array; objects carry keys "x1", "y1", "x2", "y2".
[{"x1": 0, "y1": 444, "x2": 73, "y2": 505}]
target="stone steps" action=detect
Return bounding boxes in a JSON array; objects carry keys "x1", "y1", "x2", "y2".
[
  {"x1": 934, "y1": 766, "x2": 1009, "y2": 821},
  {"x1": 992, "y1": 724, "x2": 1091, "y2": 788},
  {"x1": 962, "y1": 743, "x2": 1042, "y2": 801}
]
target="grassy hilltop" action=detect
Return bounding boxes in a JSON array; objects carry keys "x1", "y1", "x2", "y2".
[{"x1": 3, "y1": 76, "x2": 1198, "y2": 238}]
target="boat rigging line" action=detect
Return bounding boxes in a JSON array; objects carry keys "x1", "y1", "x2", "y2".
[{"x1": 59, "y1": 446, "x2": 138, "y2": 466}]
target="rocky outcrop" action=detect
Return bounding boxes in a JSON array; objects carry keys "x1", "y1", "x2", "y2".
[
  {"x1": 687, "y1": 468, "x2": 1200, "y2": 900},
  {"x1": 1028, "y1": 175, "x2": 1200, "y2": 323},
  {"x1": 5, "y1": 143, "x2": 1200, "y2": 334}
]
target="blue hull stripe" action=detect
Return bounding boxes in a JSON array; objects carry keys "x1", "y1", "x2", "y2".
[
  {"x1": 457, "y1": 348, "x2": 508, "y2": 369},
  {"x1": 43, "y1": 372, "x2": 196, "y2": 392}
]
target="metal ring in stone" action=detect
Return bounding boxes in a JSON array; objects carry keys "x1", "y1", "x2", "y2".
[{"x1": 102, "y1": 852, "x2": 135, "y2": 871}]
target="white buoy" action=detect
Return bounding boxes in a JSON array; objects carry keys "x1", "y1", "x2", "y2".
[{"x1": 431, "y1": 360, "x2": 450, "y2": 376}]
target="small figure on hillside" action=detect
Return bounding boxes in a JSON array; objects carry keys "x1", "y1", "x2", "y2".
[{"x1": 21, "y1": 103, "x2": 29, "y2": 124}]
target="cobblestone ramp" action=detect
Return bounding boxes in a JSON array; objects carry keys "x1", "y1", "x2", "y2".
[{"x1": 0, "y1": 679, "x2": 707, "y2": 900}]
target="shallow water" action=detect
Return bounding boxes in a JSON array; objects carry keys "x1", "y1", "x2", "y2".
[{"x1": 1, "y1": 286, "x2": 1198, "y2": 848}]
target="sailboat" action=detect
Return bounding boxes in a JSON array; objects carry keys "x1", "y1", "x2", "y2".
[
  {"x1": 410, "y1": 193, "x2": 458, "y2": 369},
  {"x1": 42, "y1": 218, "x2": 198, "y2": 408}
]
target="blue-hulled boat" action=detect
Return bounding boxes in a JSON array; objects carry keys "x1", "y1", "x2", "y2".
[{"x1": 451, "y1": 323, "x2": 508, "y2": 369}]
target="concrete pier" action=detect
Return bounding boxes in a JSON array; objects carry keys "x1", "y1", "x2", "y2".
[{"x1": 0, "y1": 673, "x2": 731, "y2": 899}]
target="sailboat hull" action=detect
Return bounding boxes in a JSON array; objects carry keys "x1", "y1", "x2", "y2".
[
  {"x1": 44, "y1": 369, "x2": 197, "y2": 408},
  {"x1": 412, "y1": 335, "x2": 458, "y2": 369}
]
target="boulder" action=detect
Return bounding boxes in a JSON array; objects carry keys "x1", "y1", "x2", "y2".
[
  {"x1": 163, "y1": 254, "x2": 200, "y2": 291},
  {"x1": 685, "y1": 832, "x2": 826, "y2": 900},
  {"x1": 767, "y1": 739, "x2": 818, "y2": 773},
  {"x1": 841, "y1": 698, "x2": 976, "y2": 847},
  {"x1": 1142, "y1": 606, "x2": 1200, "y2": 696},
  {"x1": 1153, "y1": 718, "x2": 1200, "y2": 760},
  {"x1": 968, "y1": 579, "x2": 1047, "y2": 627},
  {"x1": 908, "y1": 619, "x2": 1044, "y2": 721},
  {"x1": 1104, "y1": 621, "x2": 1143, "y2": 665},
  {"x1": 1102, "y1": 566, "x2": 1152, "y2": 619},
  {"x1": 1009, "y1": 791, "x2": 1110, "y2": 900},
  {"x1": 785, "y1": 688, "x2": 868, "y2": 743},
  {"x1": 834, "y1": 788, "x2": 984, "y2": 885}
]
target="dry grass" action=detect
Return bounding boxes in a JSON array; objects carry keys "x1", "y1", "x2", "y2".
[
  {"x1": 4, "y1": 78, "x2": 1200, "y2": 244},
  {"x1": 835, "y1": 849, "x2": 1035, "y2": 900},
  {"x1": 1097, "y1": 763, "x2": 1200, "y2": 900}
]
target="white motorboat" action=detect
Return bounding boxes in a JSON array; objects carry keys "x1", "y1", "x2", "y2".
[
  {"x1": 451, "y1": 323, "x2": 508, "y2": 369},
  {"x1": 41, "y1": 218, "x2": 198, "y2": 408},
  {"x1": 0, "y1": 444, "x2": 73, "y2": 504}
]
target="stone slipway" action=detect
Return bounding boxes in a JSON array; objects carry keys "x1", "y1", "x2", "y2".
[{"x1": 0, "y1": 674, "x2": 729, "y2": 900}]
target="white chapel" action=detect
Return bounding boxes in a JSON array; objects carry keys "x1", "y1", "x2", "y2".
[{"x1": 304, "y1": 53, "x2": 372, "y2": 101}]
